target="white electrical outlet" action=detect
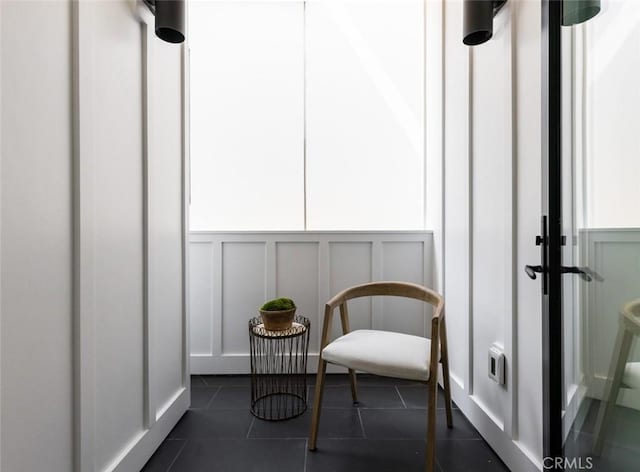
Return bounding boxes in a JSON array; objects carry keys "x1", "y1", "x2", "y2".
[{"x1": 488, "y1": 344, "x2": 505, "y2": 385}]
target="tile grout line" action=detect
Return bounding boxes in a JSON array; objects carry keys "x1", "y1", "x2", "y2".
[
  {"x1": 200, "y1": 374, "x2": 217, "y2": 387},
  {"x1": 356, "y1": 407, "x2": 367, "y2": 439},
  {"x1": 316, "y1": 406, "x2": 411, "y2": 411},
  {"x1": 246, "y1": 416, "x2": 256, "y2": 439},
  {"x1": 165, "y1": 439, "x2": 188, "y2": 472},
  {"x1": 303, "y1": 438, "x2": 309, "y2": 472},
  {"x1": 201, "y1": 375, "x2": 247, "y2": 388},
  {"x1": 203, "y1": 386, "x2": 222, "y2": 409},
  {"x1": 395, "y1": 386, "x2": 408, "y2": 408},
  {"x1": 174, "y1": 376, "x2": 497, "y2": 469}
]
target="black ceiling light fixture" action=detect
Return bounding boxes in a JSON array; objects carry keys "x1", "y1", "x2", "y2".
[
  {"x1": 143, "y1": 0, "x2": 186, "y2": 44},
  {"x1": 463, "y1": 0, "x2": 507, "y2": 46}
]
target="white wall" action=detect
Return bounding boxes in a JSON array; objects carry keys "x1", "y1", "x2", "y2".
[
  {"x1": 189, "y1": 1, "x2": 305, "y2": 231},
  {"x1": 0, "y1": 1, "x2": 188, "y2": 471},
  {"x1": 1, "y1": 3, "x2": 74, "y2": 471},
  {"x1": 557, "y1": 1, "x2": 640, "y2": 423},
  {"x1": 579, "y1": 1, "x2": 640, "y2": 229},
  {"x1": 579, "y1": 229, "x2": 640, "y2": 408},
  {"x1": 189, "y1": 231, "x2": 433, "y2": 373},
  {"x1": 189, "y1": 0, "x2": 426, "y2": 232},
  {"x1": 305, "y1": 0, "x2": 425, "y2": 230},
  {"x1": 441, "y1": 0, "x2": 543, "y2": 470}
]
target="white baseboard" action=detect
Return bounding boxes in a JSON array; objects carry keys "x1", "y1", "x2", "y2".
[
  {"x1": 588, "y1": 376, "x2": 640, "y2": 411},
  {"x1": 191, "y1": 353, "x2": 349, "y2": 375},
  {"x1": 450, "y1": 379, "x2": 542, "y2": 472},
  {"x1": 109, "y1": 387, "x2": 189, "y2": 472}
]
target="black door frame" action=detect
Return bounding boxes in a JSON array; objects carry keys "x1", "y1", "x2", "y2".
[{"x1": 541, "y1": 0, "x2": 564, "y2": 462}]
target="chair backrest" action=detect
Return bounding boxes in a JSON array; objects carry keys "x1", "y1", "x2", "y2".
[
  {"x1": 621, "y1": 299, "x2": 640, "y2": 336},
  {"x1": 319, "y1": 282, "x2": 446, "y2": 386},
  {"x1": 325, "y1": 281, "x2": 444, "y2": 323}
]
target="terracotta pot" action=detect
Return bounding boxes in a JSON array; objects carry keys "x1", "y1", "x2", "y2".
[{"x1": 259, "y1": 307, "x2": 296, "y2": 331}]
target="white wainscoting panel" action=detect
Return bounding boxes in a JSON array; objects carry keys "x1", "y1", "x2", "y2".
[
  {"x1": 329, "y1": 242, "x2": 373, "y2": 339},
  {"x1": 91, "y1": 3, "x2": 146, "y2": 470},
  {"x1": 276, "y1": 242, "x2": 320, "y2": 352},
  {"x1": 581, "y1": 229, "x2": 640, "y2": 407},
  {"x1": 222, "y1": 242, "x2": 267, "y2": 355},
  {"x1": 150, "y1": 35, "x2": 186, "y2": 421},
  {"x1": 72, "y1": 4, "x2": 189, "y2": 471},
  {"x1": 189, "y1": 242, "x2": 214, "y2": 356},
  {"x1": 190, "y1": 231, "x2": 433, "y2": 374},
  {"x1": 470, "y1": 3, "x2": 513, "y2": 431},
  {"x1": 1, "y1": 3, "x2": 75, "y2": 471},
  {"x1": 381, "y1": 242, "x2": 430, "y2": 337},
  {"x1": 442, "y1": 1, "x2": 543, "y2": 469}
]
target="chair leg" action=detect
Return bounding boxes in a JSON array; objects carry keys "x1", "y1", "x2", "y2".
[
  {"x1": 593, "y1": 327, "x2": 633, "y2": 455},
  {"x1": 348, "y1": 369, "x2": 358, "y2": 404},
  {"x1": 441, "y1": 365, "x2": 453, "y2": 428},
  {"x1": 440, "y1": 318, "x2": 453, "y2": 428},
  {"x1": 309, "y1": 360, "x2": 328, "y2": 451},
  {"x1": 425, "y1": 378, "x2": 438, "y2": 472},
  {"x1": 339, "y1": 303, "x2": 358, "y2": 404}
]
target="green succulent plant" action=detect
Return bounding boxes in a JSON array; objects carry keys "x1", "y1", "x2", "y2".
[{"x1": 260, "y1": 297, "x2": 296, "y2": 312}]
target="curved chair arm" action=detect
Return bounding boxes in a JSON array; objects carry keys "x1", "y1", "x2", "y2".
[
  {"x1": 621, "y1": 298, "x2": 640, "y2": 336},
  {"x1": 319, "y1": 281, "x2": 444, "y2": 355},
  {"x1": 325, "y1": 281, "x2": 444, "y2": 321}
]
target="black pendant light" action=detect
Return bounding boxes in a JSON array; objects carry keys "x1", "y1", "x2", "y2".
[
  {"x1": 155, "y1": 0, "x2": 185, "y2": 44},
  {"x1": 463, "y1": 0, "x2": 507, "y2": 46},
  {"x1": 562, "y1": 0, "x2": 601, "y2": 26}
]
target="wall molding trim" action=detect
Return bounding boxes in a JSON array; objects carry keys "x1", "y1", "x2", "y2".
[
  {"x1": 70, "y1": 2, "x2": 188, "y2": 471},
  {"x1": 450, "y1": 379, "x2": 541, "y2": 472},
  {"x1": 443, "y1": 0, "x2": 542, "y2": 468},
  {"x1": 189, "y1": 231, "x2": 434, "y2": 374},
  {"x1": 110, "y1": 389, "x2": 188, "y2": 472},
  {"x1": 72, "y1": 2, "x2": 97, "y2": 470}
]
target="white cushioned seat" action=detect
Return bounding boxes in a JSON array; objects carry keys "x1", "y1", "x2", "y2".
[
  {"x1": 623, "y1": 362, "x2": 640, "y2": 389},
  {"x1": 322, "y1": 329, "x2": 433, "y2": 382}
]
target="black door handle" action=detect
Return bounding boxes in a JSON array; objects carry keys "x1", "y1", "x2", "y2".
[
  {"x1": 525, "y1": 265, "x2": 544, "y2": 280},
  {"x1": 560, "y1": 266, "x2": 592, "y2": 282},
  {"x1": 525, "y1": 264, "x2": 592, "y2": 282}
]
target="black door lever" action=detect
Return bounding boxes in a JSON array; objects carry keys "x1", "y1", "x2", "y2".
[
  {"x1": 525, "y1": 265, "x2": 544, "y2": 280},
  {"x1": 525, "y1": 217, "x2": 549, "y2": 293},
  {"x1": 525, "y1": 264, "x2": 592, "y2": 281},
  {"x1": 560, "y1": 266, "x2": 592, "y2": 282}
]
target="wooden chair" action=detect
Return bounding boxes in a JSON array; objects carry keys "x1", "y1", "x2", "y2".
[
  {"x1": 308, "y1": 281, "x2": 452, "y2": 472},
  {"x1": 593, "y1": 298, "x2": 640, "y2": 454}
]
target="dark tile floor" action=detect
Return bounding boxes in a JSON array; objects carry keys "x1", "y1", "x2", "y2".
[
  {"x1": 565, "y1": 398, "x2": 640, "y2": 471},
  {"x1": 142, "y1": 374, "x2": 509, "y2": 472}
]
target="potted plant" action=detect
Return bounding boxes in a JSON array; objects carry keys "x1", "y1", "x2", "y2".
[{"x1": 259, "y1": 297, "x2": 296, "y2": 331}]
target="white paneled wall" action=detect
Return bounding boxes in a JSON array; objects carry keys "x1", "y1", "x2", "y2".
[
  {"x1": 1, "y1": 2, "x2": 188, "y2": 471},
  {"x1": 580, "y1": 229, "x2": 640, "y2": 408},
  {"x1": 470, "y1": 6, "x2": 513, "y2": 430},
  {"x1": 1, "y1": 3, "x2": 74, "y2": 471},
  {"x1": 89, "y1": 4, "x2": 146, "y2": 470},
  {"x1": 76, "y1": 4, "x2": 189, "y2": 471},
  {"x1": 442, "y1": 1, "x2": 543, "y2": 471},
  {"x1": 189, "y1": 232, "x2": 433, "y2": 373},
  {"x1": 150, "y1": 28, "x2": 187, "y2": 424}
]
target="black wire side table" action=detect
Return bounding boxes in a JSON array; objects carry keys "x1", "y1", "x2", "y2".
[{"x1": 248, "y1": 315, "x2": 310, "y2": 421}]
